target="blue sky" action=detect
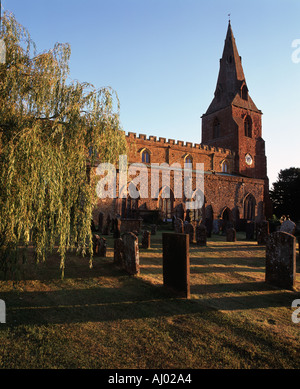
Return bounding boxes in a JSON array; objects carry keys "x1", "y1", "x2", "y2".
[{"x1": 3, "y1": 0, "x2": 300, "y2": 187}]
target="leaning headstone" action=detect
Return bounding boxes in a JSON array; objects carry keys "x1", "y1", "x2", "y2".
[
  {"x1": 174, "y1": 218, "x2": 184, "y2": 234},
  {"x1": 257, "y1": 221, "x2": 269, "y2": 245},
  {"x1": 122, "y1": 232, "x2": 140, "y2": 275},
  {"x1": 266, "y1": 231, "x2": 296, "y2": 290},
  {"x1": 99, "y1": 237, "x2": 107, "y2": 257},
  {"x1": 162, "y1": 233, "x2": 190, "y2": 298},
  {"x1": 184, "y1": 223, "x2": 196, "y2": 244},
  {"x1": 114, "y1": 238, "x2": 124, "y2": 267},
  {"x1": 226, "y1": 227, "x2": 236, "y2": 242},
  {"x1": 246, "y1": 221, "x2": 255, "y2": 240},
  {"x1": 142, "y1": 230, "x2": 151, "y2": 249},
  {"x1": 92, "y1": 234, "x2": 101, "y2": 256},
  {"x1": 280, "y1": 220, "x2": 296, "y2": 235},
  {"x1": 196, "y1": 223, "x2": 207, "y2": 246}
]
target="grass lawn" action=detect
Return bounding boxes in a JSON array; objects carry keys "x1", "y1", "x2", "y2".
[{"x1": 0, "y1": 229, "x2": 300, "y2": 369}]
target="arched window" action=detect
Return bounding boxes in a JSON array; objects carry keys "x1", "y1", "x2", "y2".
[
  {"x1": 241, "y1": 85, "x2": 248, "y2": 100},
  {"x1": 244, "y1": 116, "x2": 252, "y2": 138},
  {"x1": 141, "y1": 149, "x2": 150, "y2": 163},
  {"x1": 184, "y1": 154, "x2": 193, "y2": 166},
  {"x1": 121, "y1": 196, "x2": 139, "y2": 219},
  {"x1": 244, "y1": 194, "x2": 256, "y2": 221},
  {"x1": 213, "y1": 118, "x2": 221, "y2": 138},
  {"x1": 221, "y1": 160, "x2": 229, "y2": 173},
  {"x1": 159, "y1": 187, "x2": 174, "y2": 221},
  {"x1": 190, "y1": 189, "x2": 204, "y2": 221}
]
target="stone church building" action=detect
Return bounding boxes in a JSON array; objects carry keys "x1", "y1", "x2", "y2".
[{"x1": 94, "y1": 21, "x2": 271, "y2": 231}]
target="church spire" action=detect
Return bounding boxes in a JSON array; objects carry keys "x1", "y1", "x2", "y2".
[{"x1": 204, "y1": 21, "x2": 261, "y2": 116}]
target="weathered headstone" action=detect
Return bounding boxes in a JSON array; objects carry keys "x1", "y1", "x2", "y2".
[
  {"x1": 150, "y1": 224, "x2": 157, "y2": 235},
  {"x1": 142, "y1": 230, "x2": 151, "y2": 249},
  {"x1": 99, "y1": 237, "x2": 107, "y2": 257},
  {"x1": 280, "y1": 220, "x2": 296, "y2": 235},
  {"x1": 174, "y1": 218, "x2": 184, "y2": 234},
  {"x1": 114, "y1": 238, "x2": 124, "y2": 267},
  {"x1": 257, "y1": 221, "x2": 269, "y2": 245},
  {"x1": 226, "y1": 227, "x2": 236, "y2": 242},
  {"x1": 162, "y1": 233, "x2": 190, "y2": 298},
  {"x1": 102, "y1": 215, "x2": 111, "y2": 235},
  {"x1": 113, "y1": 218, "x2": 121, "y2": 239},
  {"x1": 184, "y1": 222, "x2": 196, "y2": 244},
  {"x1": 246, "y1": 221, "x2": 255, "y2": 240},
  {"x1": 98, "y1": 212, "x2": 104, "y2": 233},
  {"x1": 196, "y1": 223, "x2": 207, "y2": 246},
  {"x1": 122, "y1": 232, "x2": 140, "y2": 275},
  {"x1": 204, "y1": 218, "x2": 213, "y2": 238},
  {"x1": 266, "y1": 231, "x2": 296, "y2": 290},
  {"x1": 92, "y1": 234, "x2": 101, "y2": 255}
]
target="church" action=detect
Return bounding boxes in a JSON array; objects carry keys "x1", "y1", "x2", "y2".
[{"x1": 94, "y1": 21, "x2": 271, "y2": 232}]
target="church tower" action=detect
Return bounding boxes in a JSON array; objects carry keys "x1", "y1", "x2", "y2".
[{"x1": 201, "y1": 21, "x2": 267, "y2": 182}]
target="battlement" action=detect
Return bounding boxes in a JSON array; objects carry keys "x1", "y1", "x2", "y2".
[{"x1": 125, "y1": 131, "x2": 234, "y2": 155}]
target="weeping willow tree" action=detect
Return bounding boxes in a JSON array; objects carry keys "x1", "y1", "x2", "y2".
[{"x1": 0, "y1": 12, "x2": 127, "y2": 279}]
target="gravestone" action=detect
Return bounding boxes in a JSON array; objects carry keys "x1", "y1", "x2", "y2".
[
  {"x1": 185, "y1": 210, "x2": 191, "y2": 223},
  {"x1": 196, "y1": 223, "x2": 207, "y2": 246},
  {"x1": 266, "y1": 231, "x2": 296, "y2": 290},
  {"x1": 226, "y1": 227, "x2": 236, "y2": 242},
  {"x1": 122, "y1": 232, "x2": 140, "y2": 275},
  {"x1": 103, "y1": 215, "x2": 111, "y2": 235},
  {"x1": 99, "y1": 237, "x2": 107, "y2": 257},
  {"x1": 98, "y1": 212, "x2": 104, "y2": 233},
  {"x1": 150, "y1": 224, "x2": 157, "y2": 235},
  {"x1": 114, "y1": 238, "x2": 124, "y2": 267},
  {"x1": 280, "y1": 220, "x2": 296, "y2": 235},
  {"x1": 257, "y1": 221, "x2": 269, "y2": 245},
  {"x1": 92, "y1": 234, "x2": 101, "y2": 256},
  {"x1": 162, "y1": 233, "x2": 190, "y2": 298},
  {"x1": 184, "y1": 222, "x2": 195, "y2": 244},
  {"x1": 141, "y1": 230, "x2": 151, "y2": 249},
  {"x1": 113, "y1": 218, "x2": 121, "y2": 239},
  {"x1": 174, "y1": 218, "x2": 184, "y2": 234},
  {"x1": 246, "y1": 221, "x2": 255, "y2": 240},
  {"x1": 204, "y1": 218, "x2": 213, "y2": 238}
]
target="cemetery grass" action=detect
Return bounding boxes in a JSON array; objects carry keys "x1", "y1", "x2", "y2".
[{"x1": 0, "y1": 230, "x2": 300, "y2": 369}]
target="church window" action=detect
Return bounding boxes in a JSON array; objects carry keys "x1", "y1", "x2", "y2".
[
  {"x1": 213, "y1": 119, "x2": 221, "y2": 138},
  {"x1": 241, "y1": 85, "x2": 248, "y2": 100},
  {"x1": 184, "y1": 155, "x2": 193, "y2": 166},
  {"x1": 244, "y1": 194, "x2": 256, "y2": 221},
  {"x1": 141, "y1": 149, "x2": 150, "y2": 163},
  {"x1": 159, "y1": 187, "x2": 174, "y2": 220},
  {"x1": 244, "y1": 116, "x2": 252, "y2": 138},
  {"x1": 221, "y1": 160, "x2": 229, "y2": 173}
]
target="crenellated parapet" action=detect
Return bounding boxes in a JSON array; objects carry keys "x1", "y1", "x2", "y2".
[{"x1": 125, "y1": 131, "x2": 234, "y2": 156}]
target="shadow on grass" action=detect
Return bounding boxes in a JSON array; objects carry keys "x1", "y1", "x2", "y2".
[
  {"x1": 190, "y1": 244, "x2": 263, "y2": 252},
  {"x1": 0, "y1": 276, "x2": 211, "y2": 327},
  {"x1": 1, "y1": 263, "x2": 299, "y2": 328}
]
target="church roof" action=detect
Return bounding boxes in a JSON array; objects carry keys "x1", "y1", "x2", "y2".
[{"x1": 203, "y1": 21, "x2": 262, "y2": 116}]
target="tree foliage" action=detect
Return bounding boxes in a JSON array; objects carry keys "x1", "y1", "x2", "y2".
[
  {"x1": 269, "y1": 167, "x2": 300, "y2": 222},
  {"x1": 0, "y1": 12, "x2": 127, "y2": 279}
]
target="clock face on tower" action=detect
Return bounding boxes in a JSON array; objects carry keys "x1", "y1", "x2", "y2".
[{"x1": 245, "y1": 153, "x2": 253, "y2": 166}]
